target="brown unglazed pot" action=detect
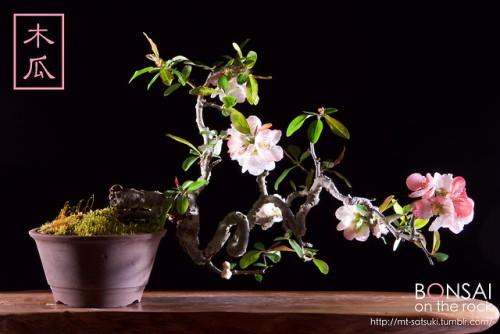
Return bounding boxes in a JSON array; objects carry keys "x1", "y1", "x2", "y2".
[{"x1": 29, "y1": 229, "x2": 166, "y2": 308}]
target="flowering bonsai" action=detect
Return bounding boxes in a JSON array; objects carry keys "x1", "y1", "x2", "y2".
[{"x1": 122, "y1": 35, "x2": 475, "y2": 280}]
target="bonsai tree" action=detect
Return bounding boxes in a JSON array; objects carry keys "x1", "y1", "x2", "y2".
[{"x1": 115, "y1": 34, "x2": 475, "y2": 280}]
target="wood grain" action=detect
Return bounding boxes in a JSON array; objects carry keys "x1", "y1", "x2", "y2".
[{"x1": 0, "y1": 290, "x2": 498, "y2": 333}]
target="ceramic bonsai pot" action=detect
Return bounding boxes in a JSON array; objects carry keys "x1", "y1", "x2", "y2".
[{"x1": 29, "y1": 228, "x2": 166, "y2": 308}]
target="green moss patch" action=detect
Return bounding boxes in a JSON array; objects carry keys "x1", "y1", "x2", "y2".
[{"x1": 39, "y1": 203, "x2": 162, "y2": 236}]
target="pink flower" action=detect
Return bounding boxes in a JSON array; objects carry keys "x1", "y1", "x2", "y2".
[
  {"x1": 372, "y1": 220, "x2": 389, "y2": 238},
  {"x1": 222, "y1": 77, "x2": 247, "y2": 103},
  {"x1": 409, "y1": 172, "x2": 474, "y2": 234},
  {"x1": 210, "y1": 74, "x2": 247, "y2": 104},
  {"x1": 335, "y1": 205, "x2": 371, "y2": 241},
  {"x1": 406, "y1": 173, "x2": 435, "y2": 198},
  {"x1": 227, "y1": 115, "x2": 283, "y2": 176}
]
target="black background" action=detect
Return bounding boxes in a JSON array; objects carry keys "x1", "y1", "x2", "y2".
[{"x1": 1, "y1": 1, "x2": 499, "y2": 329}]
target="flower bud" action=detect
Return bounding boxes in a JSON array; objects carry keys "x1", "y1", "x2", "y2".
[
  {"x1": 221, "y1": 269, "x2": 232, "y2": 280},
  {"x1": 222, "y1": 261, "x2": 231, "y2": 270}
]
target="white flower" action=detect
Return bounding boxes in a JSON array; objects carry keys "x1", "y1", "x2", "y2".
[
  {"x1": 372, "y1": 220, "x2": 389, "y2": 238},
  {"x1": 335, "y1": 205, "x2": 370, "y2": 242},
  {"x1": 227, "y1": 115, "x2": 283, "y2": 176},
  {"x1": 256, "y1": 202, "x2": 283, "y2": 223}
]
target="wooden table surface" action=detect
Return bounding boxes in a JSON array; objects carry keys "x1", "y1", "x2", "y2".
[{"x1": 0, "y1": 290, "x2": 498, "y2": 333}]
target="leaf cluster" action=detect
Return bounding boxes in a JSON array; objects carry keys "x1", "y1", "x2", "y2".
[
  {"x1": 237, "y1": 234, "x2": 329, "y2": 281},
  {"x1": 162, "y1": 177, "x2": 209, "y2": 217},
  {"x1": 188, "y1": 40, "x2": 265, "y2": 106},
  {"x1": 129, "y1": 33, "x2": 212, "y2": 96},
  {"x1": 167, "y1": 130, "x2": 227, "y2": 172},
  {"x1": 286, "y1": 107, "x2": 350, "y2": 143}
]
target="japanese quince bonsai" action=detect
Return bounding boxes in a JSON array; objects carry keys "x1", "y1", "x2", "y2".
[{"x1": 32, "y1": 34, "x2": 475, "y2": 296}]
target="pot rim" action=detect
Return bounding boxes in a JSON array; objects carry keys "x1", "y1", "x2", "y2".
[{"x1": 29, "y1": 228, "x2": 166, "y2": 241}]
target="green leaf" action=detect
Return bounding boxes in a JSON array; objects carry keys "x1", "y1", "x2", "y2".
[
  {"x1": 385, "y1": 214, "x2": 402, "y2": 224},
  {"x1": 221, "y1": 107, "x2": 236, "y2": 117},
  {"x1": 147, "y1": 72, "x2": 160, "y2": 90},
  {"x1": 246, "y1": 76, "x2": 259, "y2": 105},
  {"x1": 163, "y1": 83, "x2": 181, "y2": 97},
  {"x1": 356, "y1": 204, "x2": 368, "y2": 214},
  {"x1": 222, "y1": 96, "x2": 237, "y2": 108},
  {"x1": 433, "y1": 252, "x2": 449, "y2": 262},
  {"x1": 274, "y1": 166, "x2": 297, "y2": 190},
  {"x1": 254, "y1": 242, "x2": 265, "y2": 251},
  {"x1": 218, "y1": 75, "x2": 229, "y2": 91},
  {"x1": 239, "y1": 38, "x2": 251, "y2": 51},
  {"x1": 239, "y1": 250, "x2": 262, "y2": 269},
  {"x1": 288, "y1": 239, "x2": 304, "y2": 258},
  {"x1": 186, "y1": 179, "x2": 209, "y2": 192},
  {"x1": 160, "y1": 68, "x2": 174, "y2": 86},
  {"x1": 287, "y1": 145, "x2": 301, "y2": 161},
  {"x1": 286, "y1": 114, "x2": 310, "y2": 137},
  {"x1": 175, "y1": 195, "x2": 189, "y2": 214},
  {"x1": 299, "y1": 150, "x2": 311, "y2": 163},
  {"x1": 230, "y1": 110, "x2": 251, "y2": 135},
  {"x1": 323, "y1": 107, "x2": 338, "y2": 114},
  {"x1": 170, "y1": 55, "x2": 189, "y2": 65},
  {"x1": 232, "y1": 42, "x2": 243, "y2": 58},
  {"x1": 166, "y1": 134, "x2": 200, "y2": 154},
  {"x1": 331, "y1": 170, "x2": 352, "y2": 188},
  {"x1": 245, "y1": 50, "x2": 257, "y2": 67},
  {"x1": 393, "y1": 201, "x2": 404, "y2": 215},
  {"x1": 253, "y1": 262, "x2": 267, "y2": 267},
  {"x1": 182, "y1": 156, "x2": 199, "y2": 171},
  {"x1": 170, "y1": 68, "x2": 186, "y2": 86},
  {"x1": 265, "y1": 251, "x2": 281, "y2": 263},
  {"x1": 189, "y1": 86, "x2": 220, "y2": 96},
  {"x1": 402, "y1": 204, "x2": 412, "y2": 214},
  {"x1": 163, "y1": 189, "x2": 177, "y2": 197},
  {"x1": 237, "y1": 74, "x2": 248, "y2": 85},
  {"x1": 414, "y1": 218, "x2": 430, "y2": 229},
  {"x1": 254, "y1": 274, "x2": 264, "y2": 282},
  {"x1": 182, "y1": 65, "x2": 192, "y2": 80},
  {"x1": 181, "y1": 180, "x2": 194, "y2": 190},
  {"x1": 324, "y1": 115, "x2": 350, "y2": 139},
  {"x1": 307, "y1": 118, "x2": 324, "y2": 143},
  {"x1": 129, "y1": 66, "x2": 157, "y2": 83},
  {"x1": 159, "y1": 197, "x2": 175, "y2": 228},
  {"x1": 313, "y1": 259, "x2": 329, "y2": 274},
  {"x1": 305, "y1": 170, "x2": 314, "y2": 188}
]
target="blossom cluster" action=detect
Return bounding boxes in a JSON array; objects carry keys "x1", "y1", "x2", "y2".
[
  {"x1": 335, "y1": 205, "x2": 388, "y2": 242},
  {"x1": 334, "y1": 172, "x2": 474, "y2": 242},
  {"x1": 406, "y1": 172, "x2": 474, "y2": 234}
]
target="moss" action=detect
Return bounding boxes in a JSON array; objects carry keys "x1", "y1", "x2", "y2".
[{"x1": 39, "y1": 203, "x2": 162, "y2": 236}]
